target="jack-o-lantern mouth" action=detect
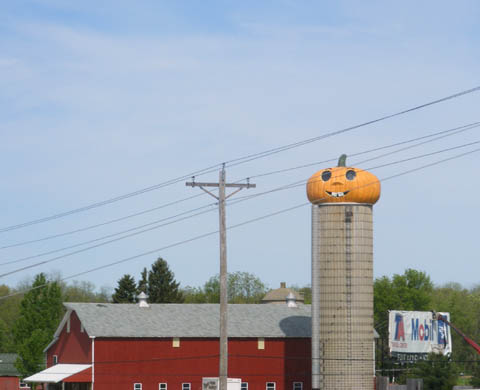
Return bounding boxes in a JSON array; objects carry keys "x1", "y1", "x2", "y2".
[{"x1": 326, "y1": 190, "x2": 350, "y2": 198}]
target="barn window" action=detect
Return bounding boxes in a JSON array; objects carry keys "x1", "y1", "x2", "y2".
[
  {"x1": 257, "y1": 337, "x2": 265, "y2": 350},
  {"x1": 266, "y1": 383, "x2": 276, "y2": 390},
  {"x1": 172, "y1": 337, "x2": 180, "y2": 348},
  {"x1": 53, "y1": 355, "x2": 58, "y2": 365},
  {"x1": 293, "y1": 383, "x2": 303, "y2": 390},
  {"x1": 159, "y1": 383, "x2": 167, "y2": 390},
  {"x1": 182, "y1": 383, "x2": 191, "y2": 390},
  {"x1": 134, "y1": 384, "x2": 142, "y2": 390},
  {"x1": 241, "y1": 383, "x2": 248, "y2": 390}
]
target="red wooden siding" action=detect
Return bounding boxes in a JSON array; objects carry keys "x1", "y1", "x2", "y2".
[
  {"x1": 47, "y1": 311, "x2": 91, "y2": 367},
  {"x1": 0, "y1": 377, "x2": 20, "y2": 390},
  {"x1": 94, "y1": 338, "x2": 311, "y2": 390}
]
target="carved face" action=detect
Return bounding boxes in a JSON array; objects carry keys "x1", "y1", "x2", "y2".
[{"x1": 306, "y1": 166, "x2": 380, "y2": 204}]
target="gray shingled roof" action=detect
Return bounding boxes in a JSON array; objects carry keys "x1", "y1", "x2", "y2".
[
  {"x1": 64, "y1": 303, "x2": 311, "y2": 338},
  {"x1": 0, "y1": 353, "x2": 20, "y2": 377}
]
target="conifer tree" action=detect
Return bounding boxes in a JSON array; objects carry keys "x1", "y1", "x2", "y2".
[
  {"x1": 13, "y1": 273, "x2": 63, "y2": 377},
  {"x1": 112, "y1": 274, "x2": 137, "y2": 303},
  {"x1": 147, "y1": 257, "x2": 184, "y2": 303},
  {"x1": 137, "y1": 267, "x2": 148, "y2": 295}
]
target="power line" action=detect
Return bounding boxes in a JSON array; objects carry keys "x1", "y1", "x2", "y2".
[
  {"x1": 241, "y1": 121, "x2": 480, "y2": 181},
  {"x1": 1, "y1": 86, "x2": 479, "y2": 233},
  {"x1": 224, "y1": 86, "x2": 480, "y2": 168},
  {"x1": 0, "y1": 193, "x2": 205, "y2": 250},
  {"x1": 1, "y1": 140, "x2": 478, "y2": 277},
  {"x1": 1, "y1": 145, "x2": 478, "y2": 300},
  {"x1": 231, "y1": 140, "x2": 480, "y2": 203},
  {"x1": 2, "y1": 121, "x2": 478, "y2": 251}
]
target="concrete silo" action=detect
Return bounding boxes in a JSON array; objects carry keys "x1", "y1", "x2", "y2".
[{"x1": 306, "y1": 154, "x2": 381, "y2": 390}]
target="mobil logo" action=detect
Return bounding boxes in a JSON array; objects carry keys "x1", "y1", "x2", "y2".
[
  {"x1": 437, "y1": 319, "x2": 448, "y2": 345},
  {"x1": 394, "y1": 313, "x2": 405, "y2": 341},
  {"x1": 412, "y1": 318, "x2": 434, "y2": 341}
]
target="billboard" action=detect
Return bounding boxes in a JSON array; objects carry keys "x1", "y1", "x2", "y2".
[{"x1": 388, "y1": 311, "x2": 452, "y2": 361}]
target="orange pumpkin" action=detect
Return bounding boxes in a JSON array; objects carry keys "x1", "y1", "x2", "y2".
[{"x1": 306, "y1": 154, "x2": 380, "y2": 204}]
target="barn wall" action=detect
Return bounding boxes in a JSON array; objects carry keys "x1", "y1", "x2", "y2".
[
  {"x1": 94, "y1": 337, "x2": 311, "y2": 390},
  {"x1": 0, "y1": 376, "x2": 19, "y2": 390},
  {"x1": 47, "y1": 311, "x2": 91, "y2": 366}
]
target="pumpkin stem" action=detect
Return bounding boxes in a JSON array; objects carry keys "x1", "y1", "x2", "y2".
[{"x1": 337, "y1": 154, "x2": 347, "y2": 167}]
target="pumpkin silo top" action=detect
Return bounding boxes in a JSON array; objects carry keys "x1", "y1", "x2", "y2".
[{"x1": 306, "y1": 154, "x2": 380, "y2": 204}]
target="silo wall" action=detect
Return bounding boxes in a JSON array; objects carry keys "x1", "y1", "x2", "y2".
[{"x1": 312, "y1": 203, "x2": 374, "y2": 390}]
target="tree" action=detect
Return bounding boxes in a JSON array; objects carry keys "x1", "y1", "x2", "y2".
[
  {"x1": 147, "y1": 258, "x2": 184, "y2": 303},
  {"x1": 409, "y1": 353, "x2": 458, "y2": 390},
  {"x1": 202, "y1": 271, "x2": 266, "y2": 303},
  {"x1": 137, "y1": 267, "x2": 148, "y2": 294},
  {"x1": 374, "y1": 269, "x2": 433, "y2": 337},
  {"x1": 13, "y1": 273, "x2": 63, "y2": 377},
  {"x1": 374, "y1": 269, "x2": 433, "y2": 376},
  {"x1": 0, "y1": 284, "x2": 22, "y2": 352},
  {"x1": 62, "y1": 280, "x2": 110, "y2": 303},
  {"x1": 112, "y1": 275, "x2": 137, "y2": 303}
]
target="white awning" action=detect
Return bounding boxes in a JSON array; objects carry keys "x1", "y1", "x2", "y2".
[{"x1": 24, "y1": 364, "x2": 91, "y2": 383}]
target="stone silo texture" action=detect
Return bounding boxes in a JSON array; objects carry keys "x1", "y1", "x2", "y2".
[{"x1": 307, "y1": 154, "x2": 380, "y2": 390}]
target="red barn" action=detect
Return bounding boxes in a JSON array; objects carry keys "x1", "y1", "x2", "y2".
[
  {"x1": 0, "y1": 353, "x2": 29, "y2": 390},
  {"x1": 25, "y1": 299, "x2": 311, "y2": 390}
]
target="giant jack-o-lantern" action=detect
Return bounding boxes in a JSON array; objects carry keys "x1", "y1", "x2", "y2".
[{"x1": 306, "y1": 154, "x2": 380, "y2": 204}]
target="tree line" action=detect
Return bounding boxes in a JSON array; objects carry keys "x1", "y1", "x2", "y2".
[{"x1": 3, "y1": 261, "x2": 480, "y2": 389}]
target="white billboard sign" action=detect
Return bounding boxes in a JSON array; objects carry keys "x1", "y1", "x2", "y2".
[{"x1": 388, "y1": 311, "x2": 452, "y2": 361}]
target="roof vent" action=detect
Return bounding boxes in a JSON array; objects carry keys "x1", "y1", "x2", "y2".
[
  {"x1": 280, "y1": 282, "x2": 286, "y2": 288},
  {"x1": 137, "y1": 292, "x2": 149, "y2": 308},
  {"x1": 286, "y1": 292, "x2": 297, "y2": 308}
]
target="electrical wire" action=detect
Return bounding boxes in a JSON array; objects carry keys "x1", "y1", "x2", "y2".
[
  {"x1": 0, "y1": 138, "x2": 476, "y2": 278},
  {"x1": 238, "y1": 121, "x2": 480, "y2": 181},
  {"x1": 1, "y1": 140, "x2": 478, "y2": 278},
  {"x1": 0, "y1": 193, "x2": 206, "y2": 250},
  {"x1": 2, "y1": 121, "x2": 478, "y2": 251},
  {"x1": 1, "y1": 145, "x2": 478, "y2": 301},
  {"x1": 1, "y1": 86, "x2": 479, "y2": 233}
]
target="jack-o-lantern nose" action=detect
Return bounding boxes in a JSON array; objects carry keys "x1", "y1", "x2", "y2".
[{"x1": 332, "y1": 182, "x2": 343, "y2": 186}]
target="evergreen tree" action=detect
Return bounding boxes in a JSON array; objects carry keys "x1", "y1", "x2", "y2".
[
  {"x1": 13, "y1": 273, "x2": 63, "y2": 377},
  {"x1": 112, "y1": 274, "x2": 137, "y2": 303},
  {"x1": 137, "y1": 267, "x2": 148, "y2": 295},
  {"x1": 147, "y1": 258, "x2": 184, "y2": 303},
  {"x1": 410, "y1": 353, "x2": 458, "y2": 390}
]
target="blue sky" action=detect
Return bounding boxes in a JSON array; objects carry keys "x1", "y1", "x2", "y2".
[{"x1": 1, "y1": 1, "x2": 479, "y2": 293}]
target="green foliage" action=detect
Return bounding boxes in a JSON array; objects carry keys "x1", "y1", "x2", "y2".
[
  {"x1": 374, "y1": 269, "x2": 433, "y2": 376},
  {"x1": 191, "y1": 271, "x2": 266, "y2": 303},
  {"x1": 137, "y1": 267, "x2": 148, "y2": 295},
  {"x1": 112, "y1": 274, "x2": 137, "y2": 303},
  {"x1": 431, "y1": 283, "x2": 480, "y2": 374},
  {"x1": 374, "y1": 268, "x2": 433, "y2": 338},
  {"x1": 146, "y1": 258, "x2": 184, "y2": 303},
  {"x1": 409, "y1": 353, "x2": 458, "y2": 390},
  {"x1": 13, "y1": 274, "x2": 63, "y2": 377},
  {"x1": 0, "y1": 285, "x2": 22, "y2": 352},
  {"x1": 297, "y1": 286, "x2": 311, "y2": 304},
  {"x1": 470, "y1": 361, "x2": 480, "y2": 387},
  {"x1": 62, "y1": 280, "x2": 110, "y2": 303}
]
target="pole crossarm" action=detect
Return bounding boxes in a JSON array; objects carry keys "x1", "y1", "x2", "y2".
[
  {"x1": 185, "y1": 170, "x2": 255, "y2": 390},
  {"x1": 186, "y1": 180, "x2": 256, "y2": 201}
]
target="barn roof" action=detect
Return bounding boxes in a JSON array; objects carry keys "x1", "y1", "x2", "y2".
[
  {"x1": 0, "y1": 353, "x2": 20, "y2": 377},
  {"x1": 63, "y1": 302, "x2": 312, "y2": 338}
]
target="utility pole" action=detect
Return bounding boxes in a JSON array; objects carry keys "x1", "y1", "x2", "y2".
[{"x1": 186, "y1": 165, "x2": 255, "y2": 390}]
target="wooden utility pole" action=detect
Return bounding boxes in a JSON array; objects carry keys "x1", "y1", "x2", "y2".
[{"x1": 186, "y1": 166, "x2": 255, "y2": 390}]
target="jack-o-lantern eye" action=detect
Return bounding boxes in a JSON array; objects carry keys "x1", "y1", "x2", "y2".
[
  {"x1": 346, "y1": 170, "x2": 356, "y2": 181},
  {"x1": 321, "y1": 171, "x2": 332, "y2": 182}
]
